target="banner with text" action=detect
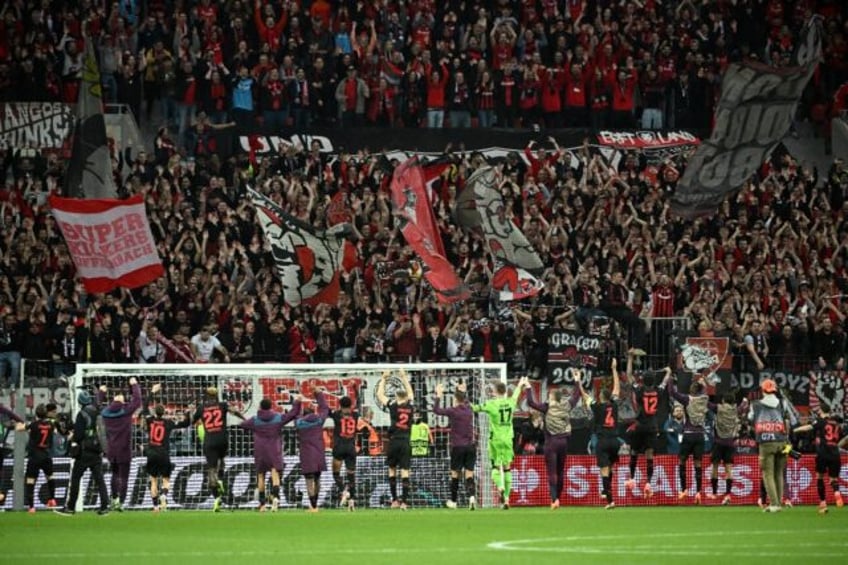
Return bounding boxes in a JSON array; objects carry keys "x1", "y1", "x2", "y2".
[
  {"x1": 671, "y1": 18, "x2": 823, "y2": 217},
  {"x1": 547, "y1": 330, "x2": 600, "y2": 386},
  {"x1": 508, "y1": 454, "x2": 846, "y2": 507},
  {"x1": 49, "y1": 194, "x2": 165, "y2": 292},
  {"x1": 0, "y1": 102, "x2": 73, "y2": 149}
]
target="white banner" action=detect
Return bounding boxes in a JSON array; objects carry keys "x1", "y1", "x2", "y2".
[{"x1": 49, "y1": 194, "x2": 164, "y2": 292}]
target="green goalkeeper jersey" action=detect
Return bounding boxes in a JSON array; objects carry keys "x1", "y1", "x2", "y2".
[{"x1": 473, "y1": 386, "x2": 521, "y2": 442}]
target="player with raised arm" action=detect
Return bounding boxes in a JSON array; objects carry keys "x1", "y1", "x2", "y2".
[
  {"x1": 707, "y1": 392, "x2": 748, "y2": 505},
  {"x1": 794, "y1": 408, "x2": 847, "y2": 513},
  {"x1": 578, "y1": 359, "x2": 621, "y2": 509},
  {"x1": 625, "y1": 363, "x2": 669, "y2": 499},
  {"x1": 473, "y1": 376, "x2": 528, "y2": 510},
  {"x1": 667, "y1": 372, "x2": 709, "y2": 504},
  {"x1": 296, "y1": 388, "x2": 330, "y2": 512},
  {"x1": 330, "y1": 396, "x2": 359, "y2": 511},
  {"x1": 526, "y1": 372, "x2": 582, "y2": 509},
  {"x1": 433, "y1": 381, "x2": 476, "y2": 510},
  {"x1": 192, "y1": 387, "x2": 245, "y2": 512},
  {"x1": 377, "y1": 369, "x2": 415, "y2": 510},
  {"x1": 18, "y1": 404, "x2": 59, "y2": 512},
  {"x1": 240, "y1": 396, "x2": 301, "y2": 512},
  {"x1": 98, "y1": 377, "x2": 147, "y2": 511},
  {"x1": 143, "y1": 399, "x2": 191, "y2": 512}
]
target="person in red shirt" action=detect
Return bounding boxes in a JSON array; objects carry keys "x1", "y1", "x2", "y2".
[
  {"x1": 476, "y1": 70, "x2": 496, "y2": 128},
  {"x1": 610, "y1": 68, "x2": 638, "y2": 128},
  {"x1": 495, "y1": 60, "x2": 520, "y2": 128},
  {"x1": 539, "y1": 67, "x2": 564, "y2": 128},
  {"x1": 426, "y1": 61, "x2": 449, "y2": 128}
]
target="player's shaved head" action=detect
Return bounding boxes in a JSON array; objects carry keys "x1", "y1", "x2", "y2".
[
  {"x1": 260, "y1": 398, "x2": 272, "y2": 410},
  {"x1": 341, "y1": 396, "x2": 352, "y2": 409},
  {"x1": 155, "y1": 404, "x2": 166, "y2": 417}
]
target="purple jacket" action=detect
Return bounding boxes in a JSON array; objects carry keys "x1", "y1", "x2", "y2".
[
  {"x1": 0, "y1": 404, "x2": 24, "y2": 423},
  {"x1": 296, "y1": 392, "x2": 329, "y2": 474},
  {"x1": 240, "y1": 403, "x2": 300, "y2": 463},
  {"x1": 433, "y1": 397, "x2": 474, "y2": 448},
  {"x1": 99, "y1": 383, "x2": 142, "y2": 461}
]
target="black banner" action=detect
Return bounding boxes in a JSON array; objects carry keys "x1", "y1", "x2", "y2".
[
  {"x1": 0, "y1": 102, "x2": 73, "y2": 150},
  {"x1": 547, "y1": 330, "x2": 600, "y2": 387}
]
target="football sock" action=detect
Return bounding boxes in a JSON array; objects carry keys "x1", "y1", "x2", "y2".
[
  {"x1": 629, "y1": 456, "x2": 638, "y2": 479},
  {"x1": 646, "y1": 459, "x2": 654, "y2": 483},
  {"x1": 333, "y1": 472, "x2": 343, "y2": 492},
  {"x1": 830, "y1": 479, "x2": 840, "y2": 496},
  {"x1": 47, "y1": 479, "x2": 56, "y2": 500},
  {"x1": 503, "y1": 471, "x2": 513, "y2": 499},
  {"x1": 725, "y1": 479, "x2": 732, "y2": 495},
  {"x1": 389, "y1": 476, "x2": 398, "y2": 500},
  {"x1": 346, "y1": 472, "x2": 356, "y2": 497},
  {"x1": 24, "y1": 482, "x2": 34, "y2": 508},
  {"x1": 401, "y1": 478, "x2": 410, "y2": 504},
  {"x1": 549, "y1": 475, "x2": 559, "y2": 502},
  {"x1": 694, "y1": 467, "x2": 702, "y2": 493},
  {"x1": 760, "y1": 481, "x2": 766, "y2": 501},
  {"x1": 602, "y1": 475, "x2": 612, "y2": 501},
  {"x1": 271, "y1": 485, "x2": 280, "y2": 499},
  {"x1": 465, "y1": 477, "x2": 475, "y2": 498},
  {"x1": 817, "y1": 478, "x2": 826, "y2": 501},
  {"x1": 309, "y1": 494, "x2": 318, "y2": 509},
  {"x1": 679, "y1": 465, "x2": 687, "y2": 493},
  {"x1": 258, "y1": 489, "x2": 266, "y2": 505},
  {"x1": 450, "y1": 477, "x2": 459, "y2": 502},
  {"x1": 492, "y1": 469, "x2": 504, "y2": 491},
  {"x1": 711, "y1": 477, "x2": 719, "y2": 495}
]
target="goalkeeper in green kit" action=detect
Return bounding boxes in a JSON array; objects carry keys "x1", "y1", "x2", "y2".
[{"x1": 473, "y1": 376, "x2": 529, "y2": 509}]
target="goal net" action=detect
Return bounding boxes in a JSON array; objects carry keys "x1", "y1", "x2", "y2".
[{"x1": 65, "y1": 362, "x2": 507, "y2": 511}]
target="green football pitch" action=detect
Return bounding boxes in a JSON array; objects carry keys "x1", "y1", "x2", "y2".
[{"x1": 4, "y1": 506, "x2": 846, "y2": 565}]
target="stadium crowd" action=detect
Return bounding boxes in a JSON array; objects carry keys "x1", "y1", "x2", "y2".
[{"x1": 1, "y1": 0, "x2": 848, "y2": 390}]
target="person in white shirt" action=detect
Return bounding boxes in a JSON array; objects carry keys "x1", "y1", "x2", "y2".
[
  {"x1": 190, "y1": 326, "x2": 230, "y2": 363},
  {"x1": 137, "y1": 324, "x2": 166, "y2": 363}
]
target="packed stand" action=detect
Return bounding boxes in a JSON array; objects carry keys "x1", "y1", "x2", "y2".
[
  {"x1": 1, "y1": 1, "x2": 847, "y2": 149},
  {"x1": 0, "y1": 1, "x2": 847, "y2": 386}
]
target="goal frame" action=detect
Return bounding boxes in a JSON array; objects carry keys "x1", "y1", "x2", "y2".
[{"x1": 68, "y1": 362, "x2": 508, "y2": 511}]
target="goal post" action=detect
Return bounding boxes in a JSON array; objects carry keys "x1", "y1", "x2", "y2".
[{"x1": 67, "y1": 362, "x2": 507, "y2": 511}]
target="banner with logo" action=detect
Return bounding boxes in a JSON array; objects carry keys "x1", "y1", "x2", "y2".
[
  {"x1": 808, "y1": 370, "x2": 848, "y2": 418},
  {"x1": 596, "y1": 130, "x2": 701, "y2": 149},
  {"x1": 249, "y1": 189, "x2": 353, "y2": 307},
  {"x1": 671, "y1": 18, "x2": 823, "y2": 217},
  {"x1": 0, "y1": 102, "x2": 73, "y2": 149},
  {"x1": 49, "y1": 194, "x2": 164, "y2": 292},
  {"x1": 678, "y1": 337, "x2": 732, "y2": 392},
  {"x1": 9, "y1": 454, "x2": 839, "y2": 510},
  {"x1": 508, "y1": 454, "x2": 844, "y2": 507}
]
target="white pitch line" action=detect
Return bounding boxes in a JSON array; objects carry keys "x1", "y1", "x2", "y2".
[{"x1": 3, "y1": 547, "x2": 483, "y2": 560}]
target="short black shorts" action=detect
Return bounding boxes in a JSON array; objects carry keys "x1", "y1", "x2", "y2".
[
  {"x1": 628, "y1": 428, "x2": 658, "y2": 454},
  {"x1": 146, "y1": 454, "x2": 174, "y2": 477},
  {"x1": 25, "y1": 452, "x2": 53, "y2": 478},
  {"x1": 596, "y1": 437, "x2": 620, "y2": 468},
  {"x1": 333, "y1": 443, "x2": 357, "y2": 470},
  {"x1": 203, "y1": 441, "x2": 228, "y2": 467},
  {"x1": 450, "y1": 445, "x2": 477, "y2": 472},
  {"x1": 711, "y1": 443, "x2": 735, "y2": 465},
  {"x1": 386, "y1": 439, "x2": 411, "y2": 470},
  {"x1": 816, "y1": 452, "x2": 841, "y2": 477},
  {"x1": 679, "y1": 435, "x2": 705, "y2": 460}
]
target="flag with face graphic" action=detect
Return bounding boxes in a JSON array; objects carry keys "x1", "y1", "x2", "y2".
[
  {"x1": 390, "y1": 158, "x2": 469, "y2": 304},
  {"x1": 249, "y1": 189, "x2": 352, "y2": 307},
  {"x1": 455, "y1": 165, "x2": 544, "y2": 301}
]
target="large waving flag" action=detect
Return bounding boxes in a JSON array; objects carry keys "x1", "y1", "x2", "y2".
[
  {"x1": 249, "y1": 189, "x2": 352, "y2": 307},
  {"x1": 65, "y1": 36, "x2": 117, "y2": 199},
  {"x1": 391, "y1": 159, "x2": 469, "y2": 304},
  {"x1": 456, "y1": 166, "x2": 544, "y2": 301},
  {"x1": 49, "y1": 194, "x2": 164, "y2": 292},
  {"x1": 671, "y1": 18, "x2": 822, "y2": 217}
]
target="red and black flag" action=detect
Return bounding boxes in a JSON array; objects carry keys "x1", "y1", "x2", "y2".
[
  {"x1": 391, "y1": 158, "x2": 469, "y2": 304},
  {"x1": 249, "y1": 189, "x2": 354, "y2": 307}
]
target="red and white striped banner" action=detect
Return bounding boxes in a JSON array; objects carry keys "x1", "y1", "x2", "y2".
[{"x1": 49, "y1": 194, "x2": 164, "y2": 293}]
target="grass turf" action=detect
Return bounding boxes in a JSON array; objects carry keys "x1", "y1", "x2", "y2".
[{"x1": 4, "y1": 506, "x2": 846, "y2": 565}]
